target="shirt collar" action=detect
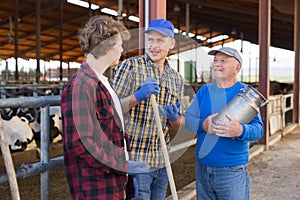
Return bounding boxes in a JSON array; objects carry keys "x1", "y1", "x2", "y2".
[
  {"x1": 94, "y1": 70, "x2": 109, "y2": 83},
  {"x1": 144, "y1": 53, "x2": 172, "y2": 73}
]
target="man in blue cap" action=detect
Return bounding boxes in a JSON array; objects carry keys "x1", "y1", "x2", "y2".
[{"x1": 112, "y1": 19, "x2": 185, "y2": 199}]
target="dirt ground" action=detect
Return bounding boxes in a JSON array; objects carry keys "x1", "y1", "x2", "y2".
[
  {"x1": 1, "y1": 125, "x2": 300, "y2": 200},
  {"x1": 248, "y1": 126, "x2": 300, "y2": 200},
  {"x1": 0, "y1": 143, "x2": 196, "y2": 200}
]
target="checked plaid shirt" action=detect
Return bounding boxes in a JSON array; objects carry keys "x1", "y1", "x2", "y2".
[
  {"x1": 61, "y1": 62, "x2": 134, "y2": 200},
  {"x1": 112, "y1": 54, "x2": 185, "y2": 168}
]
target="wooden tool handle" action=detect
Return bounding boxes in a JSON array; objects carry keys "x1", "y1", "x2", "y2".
[
  {"x1": 0, "y1": 116, "x2": 21, "y2": 200},
  {"x1": 150, "y1": 94, "x2": 178, "y2": 200}
]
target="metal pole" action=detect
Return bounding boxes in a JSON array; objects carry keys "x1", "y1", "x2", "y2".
[
  {"x1": 138, "y1": 0, "x2": 145, "y2": 55},
  {"x1": 293, "y1": 0, "x2": 300, "y2": 123},
  {"x1": 145, "y1": 0, "x2": 149, "y2": 26},
  {"x1": 14, "y1": 0, "x2": 19, "y2": 81},
  {"x1": 144, "y1": 0, "x2": 149, "y2": 54},
  {"x1": 40, "y1": 106, "x2": 50, "y2": 200},
  {"x1": 177, "y1": 14, "x2": 180, "y2": 72},
  {"x1": 35, "y1": 0, "x2": 41, "y2": 83},
  {"x1": 59, "y1": 0, "x2": 63, "y2": 81},
  {"x1": 185, "y1": 3, "x2": 190, "y2": 34},
  {"x1": 117, "y1": 0, "x2": 123, "y2": 20},
  {"x1": 257, "y1": 0, "x2": 271, "y2": 147},
  {"x1": 248, "y1": 54, "x2": 251, "y2": 82},
  {"x1": 0, "y1": 95, "x2": 60, "y2": 108}
]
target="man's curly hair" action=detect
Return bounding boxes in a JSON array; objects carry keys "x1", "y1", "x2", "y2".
[{"x1": 78, "y1": 15, "x2": 131, "y2": 58}]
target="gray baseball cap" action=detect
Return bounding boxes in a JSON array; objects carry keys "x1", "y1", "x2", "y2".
[{"x1": 208, "y1": 47, "x2": 243, "y2": 64}]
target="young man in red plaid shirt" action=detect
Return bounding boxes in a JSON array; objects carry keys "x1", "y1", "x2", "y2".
[{"x1": 61, "y1": 15, "x2": 149, "y2": 200}]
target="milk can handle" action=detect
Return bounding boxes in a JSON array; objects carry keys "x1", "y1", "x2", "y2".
[
  {"x1": 260, "y1": 100, "x2": 269, "y2": 108},
  {"x1": 241, "y1": 87, "x2": 247, "y2": 92}
]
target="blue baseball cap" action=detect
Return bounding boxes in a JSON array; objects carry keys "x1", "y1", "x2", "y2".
[{"x1": 145, "y1": 19, "x2": 174, "y2": 38}]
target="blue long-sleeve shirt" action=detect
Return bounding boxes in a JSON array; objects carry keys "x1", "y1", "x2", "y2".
[{"x1": 185, "y1": 82, "x2": 264, "y2": 167}]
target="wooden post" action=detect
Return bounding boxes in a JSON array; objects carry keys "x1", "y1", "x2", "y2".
[
  {"x1": 150, "y1": 95, "x2": 178, "y2": 200},
  {"x1": 0, "y1": 116, "x2": 21, "y2": 200}
]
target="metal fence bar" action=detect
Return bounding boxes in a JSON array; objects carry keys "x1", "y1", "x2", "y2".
[
  {"x1": 0, "y1": 84, "x2": 63, "y2": 99},
  {"x1": 0, "y1": 95, "x2": 61, "y2": 199},
  {"x1": 0, "y1": 96, "x2": 60, "y2": 108},
  {"x1": 41, "y1": 106, "x2": 50, "y2": 200},
  {"x1": 0, "y1": 157, "x2": 64, "y2": 184}
]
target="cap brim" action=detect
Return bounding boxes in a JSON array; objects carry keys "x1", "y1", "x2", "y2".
[
  {"x1": 208, "y1": 50, "x2": 218, "y2": 55},
  {"x1": 208, "y1": 49, "x2": 242, "y2": 64},
  {"x1": 144, "y1": 27, "x2": 174, "y2": 38},
  {"x1": 208, "y1": 49, "x2": 234, "y2": 57}
]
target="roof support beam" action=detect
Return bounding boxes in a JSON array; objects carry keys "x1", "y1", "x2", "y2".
[
  {"x1": 149, "y1": 0, "x2": 166, "y2": 20},
  {"x1": 14, "y1": 0, "x2": 19, "y2": 80},
  {"x1": 35, "y1": 0, "x2": 41, "y2": 83},
  {"x1": 293, "y1": 0, "x2": 300, "y2": 123},
  {"x1": 59, "y1": 0, "x2": 63, "y2": 81},
  {"x1": 186, "y1": 3, "x2": 190, "y2": 34},
  {"x1": 138, "y1": 0, "x2": 145, "y2": 55},
  {"x1": 138, "y1": 0, "x2": 166, "y2": 55},
  {"x1": 258, "y1": 0, "x2": 271, "y2": 148}
]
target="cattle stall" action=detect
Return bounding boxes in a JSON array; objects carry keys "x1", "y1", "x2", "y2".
[
  {"x1": 0, "y1": 95, "x2": 62, "y2": 200},
  {"x1": 0, "y1": 83, "x2": 295, "y2": 200}
]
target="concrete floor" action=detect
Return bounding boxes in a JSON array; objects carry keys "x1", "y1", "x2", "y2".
[{"x1": 168, "y1": 124, "x2": 300, "y2": 200}]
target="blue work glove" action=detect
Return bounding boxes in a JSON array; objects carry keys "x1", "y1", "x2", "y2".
[
  {"x1": 160, "y1": 101, "x2": 182, "y2": 121},
  {"x1": 128, "y1": 161, "x2": 150, "y2": 174},
  {"x1": 134, "y1": 77, "x2": 160, "y2": 102}
]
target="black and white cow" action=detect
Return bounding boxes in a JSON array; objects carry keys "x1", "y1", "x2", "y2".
[
  {"x1": 30, "y1": 106, "x2": 62, "y2": 147},
  {"x1": 0, "y1": 106, "x2": 62, "y2": 151},
  {"x1": 1, "y1": 108, "x2": 34, "y2": 152}
]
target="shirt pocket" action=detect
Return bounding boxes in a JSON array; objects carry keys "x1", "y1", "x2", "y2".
[
  {"x1": 96, "y1": 105, "x2": 116, "y2": 134},
  {"x1": 96, "y1": 105, "x2": 115, "y2": 120}
]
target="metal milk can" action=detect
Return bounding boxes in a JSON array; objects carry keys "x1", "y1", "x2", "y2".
[{"x1": 212, "y1": 85, "x2": 268, "y2": 124}]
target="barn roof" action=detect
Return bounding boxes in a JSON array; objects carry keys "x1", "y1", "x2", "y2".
[{"x1": 0, "y1": 0, "x2": 295, "y2": 63}]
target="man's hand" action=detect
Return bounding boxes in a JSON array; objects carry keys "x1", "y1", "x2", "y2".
[
  {"x1": 213, "y1": 113, "x2": 243, "y2": 138},
  {"x1": 160, "y1": 101, "x2": 182, "y2": 121},
  {"x1": 202, "y1": 113, "x2": 219, "y2": 134},
  {"x1": 127, "y1": 161, "x2": 150, "y2": 174},
  {"x1": 134, "y1": 77, "x2": 160, "y2": 102},
  {"x1": 203, "y1": 113, "x2": 242, "y2": 138}
]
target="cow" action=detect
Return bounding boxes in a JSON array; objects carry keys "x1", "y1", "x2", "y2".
[
  {"x1": 0, "y1": 106, "x2": 62, "y2": 151},
  {"x1": 0, "y1": 108, "x2": 34, "y2": 152},
  {"x1": 30, "y1": 106, "x2": 62, "y2": 147}
]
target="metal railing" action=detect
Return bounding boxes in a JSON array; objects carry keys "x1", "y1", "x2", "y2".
[
  {"x1": 0, "y1": 92, "x2": 295, "y2": 200},
  {"x1": 268, "y1": 93, "x2": 293, "y2": 135},
  {"x1": 0, "y1": 95, "x2": 62, "y2": 200},
  {"x1": 0, "y1": 83, "x2": 63, "y2": 99}
]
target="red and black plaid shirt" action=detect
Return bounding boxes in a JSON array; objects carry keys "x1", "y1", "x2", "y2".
[{"x1": 61, "y1": 62, "x2": 134, "y2": 200}]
